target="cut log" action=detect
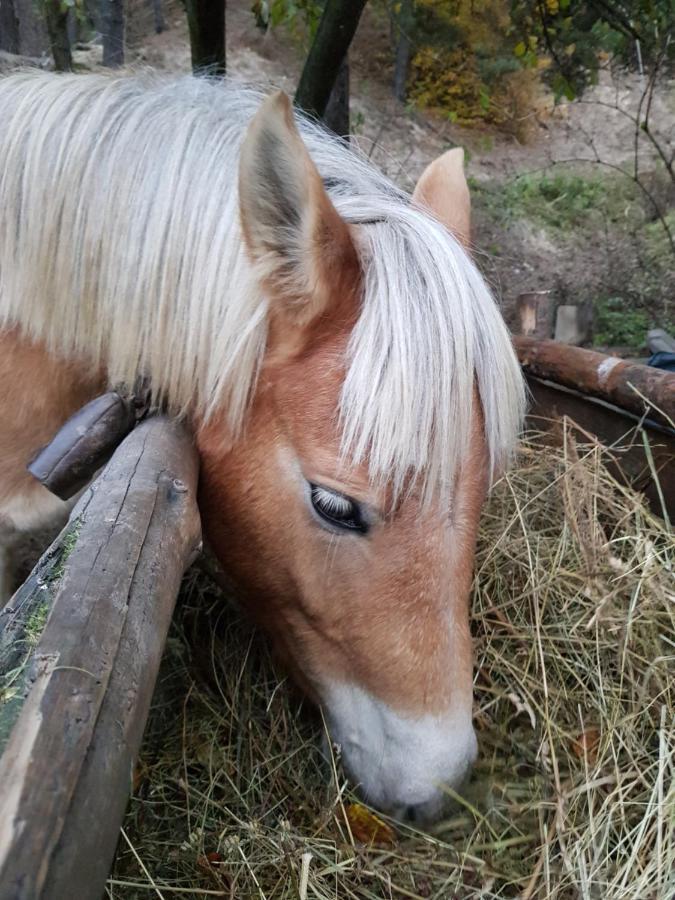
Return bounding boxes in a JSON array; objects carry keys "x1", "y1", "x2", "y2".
[
  {"x1": 515, "y1": 291, "x2": 555, "y2": 339},
  {"x1": 554, "y1": 304, "x2": 586, "y2": 345},
  {"x1": 515, "y1": 337, "x2": 675, "y2": 520},
  {"x1": 0, "y1": 416, "x2": 201, "y2": 900}
]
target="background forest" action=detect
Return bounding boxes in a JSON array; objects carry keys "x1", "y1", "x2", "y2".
[{"x1": 1, "y1": 0, "x2": 673, "y2": 351}]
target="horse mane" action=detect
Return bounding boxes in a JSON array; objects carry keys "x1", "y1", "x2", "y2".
[{"x1": 0, "y1": 70, "x2": 525, "y2": 502}]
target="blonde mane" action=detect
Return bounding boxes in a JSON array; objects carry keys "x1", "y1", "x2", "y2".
[{"x1": 0, "y1": 70, "x2": 525, "y2": 501}]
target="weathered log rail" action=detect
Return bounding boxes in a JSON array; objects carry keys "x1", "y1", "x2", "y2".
[
  {"x1": 514, "y1": 336, "x2": 675, "y2": 428},
  {"x1": 0, "y1": 417, "x2": 201, "y2": 900},
  {"x1": 514, "y1": 336, "x2": 675, "y2": 520}
]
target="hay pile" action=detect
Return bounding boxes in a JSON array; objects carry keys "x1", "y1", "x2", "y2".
[{"x1": 109, "y1": 433, "x2": 674, "y2": 899}]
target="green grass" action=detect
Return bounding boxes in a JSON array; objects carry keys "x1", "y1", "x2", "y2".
[
  {"x1": 0, "y1": 519, "x2": 81, "y2": 749},
  {"x1": 48, "y1": 517, "x2": 81, "y2": 582},
  {"x1": 476, "y1": 170, "x2": 643, "y2": 232},
  {"x1": 23, "y1": 601, "x2": 49, "y2": 647}
]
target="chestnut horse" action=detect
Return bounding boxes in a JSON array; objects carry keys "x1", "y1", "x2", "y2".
[{"x1": 0, "y1": 72, "x2": 525, "y2": 822}]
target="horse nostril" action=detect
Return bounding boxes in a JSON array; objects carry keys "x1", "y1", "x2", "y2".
[{"x1": 404, "y1": 804, "x2": 420, "y2": 822}]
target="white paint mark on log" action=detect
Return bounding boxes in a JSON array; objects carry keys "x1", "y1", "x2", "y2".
[{"x1": 597, "y1": 357, "x2": 622, "y2": 387}]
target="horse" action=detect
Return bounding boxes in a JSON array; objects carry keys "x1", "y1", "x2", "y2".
[{"x1": 0, "y1": 70, "x2": 525, "y2": 823}]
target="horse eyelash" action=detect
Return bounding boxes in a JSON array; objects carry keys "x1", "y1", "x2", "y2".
[{"x1": 312, "y1": 486, "x2": 353, "y2": 516}]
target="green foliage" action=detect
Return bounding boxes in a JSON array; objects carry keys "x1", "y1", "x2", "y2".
[
  {"x1": 593, "y1": 296, "x2": 651, "y2": 348},
  {"x1": 409, "y1": 46, "x2": 486, "y2": 123},
  {"x1": 477, "y1": 170, "x2": 673, "y2": 349},
  {"x1": 509, "y1": 0, "x2": 675, "y2": 99},
  {"x1": 479, "y1": 171, "x2": 643, "y2": 230},
  {"x1": 24, "y1": 602, "x2": 49, "y2": 646},
  {"x1": 36, "y1": 0, "x2": 87, "y2": 24},
  {"x1": 254, "y1": 0, "x2": 322, "y2": 44},
  {"x1": 407, "y1": 0, "x2": 550, "y2": 136}
]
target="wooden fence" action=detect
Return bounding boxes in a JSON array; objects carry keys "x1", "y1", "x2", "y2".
[{"x1": 0, "y1": 417, "x2": 201, "y2": 900}]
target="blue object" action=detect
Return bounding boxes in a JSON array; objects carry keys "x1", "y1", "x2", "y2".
[{"x1": 648, "y1": 352, "x2": 675, "y2": 372}]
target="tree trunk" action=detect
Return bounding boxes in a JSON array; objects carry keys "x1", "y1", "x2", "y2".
[
  {"x1": 294, "y1": 0, "x2": 367, "y2": 122},
  {"x1": 186, "y1": 0, "x2": 225, "y2": 75},
  {"x1": 0, "y1": 0, "x2": 21, "y2": 53},
  {"x1": 323, "y1": 56, "x2": 350, "y2": 138},
  {"x1": 84, "y1": 0, "x2": 101, "y2": 36},
  {"x1": 392, "y1": 0, "x2": 413, "y2": 102},
  {"x1": 101, "y1": 0, "x2": 124, "y2": 67},
  {"x1": 43, "y1": 0, "x2": 72, "y2": 70},
  {"x1": 151, "y1": 0, "x2": 165, "y2": 33}
]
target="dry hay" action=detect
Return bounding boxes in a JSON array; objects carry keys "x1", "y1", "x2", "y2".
[{"x1": 109, "y1": 431, "x2": 674, "y2": 899}]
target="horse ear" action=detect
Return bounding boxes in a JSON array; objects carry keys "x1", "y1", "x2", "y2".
[
  {"x1": 412, "y1": 148, "x2": 471, "y2": 249},
  {"x1": 239, "y1": 91, "x2": 359, "y2": 333}
]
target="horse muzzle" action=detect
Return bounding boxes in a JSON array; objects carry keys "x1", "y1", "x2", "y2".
[{"x1": 321, "y1": 679, "x2": 478, "y2": 824}]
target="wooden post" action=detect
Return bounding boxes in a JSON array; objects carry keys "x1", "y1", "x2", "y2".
[
  {"x1": 515, "y1": 291, "x2": 555, "y2": 339},
  {"x1": 0, "y1": 417, "x2": 201, "y2": 900},
  {"x1": 554, "y1": 304, "x2": 587, "y2": 345}
]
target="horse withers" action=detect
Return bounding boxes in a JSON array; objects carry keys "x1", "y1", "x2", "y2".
[{"x1": 0, "y1": 72, "x2": 525, "y2": 822}]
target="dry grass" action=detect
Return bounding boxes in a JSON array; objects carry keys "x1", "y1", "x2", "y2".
[{"x1": 109, "y1": 431, "x2": 674, "y2": 899}]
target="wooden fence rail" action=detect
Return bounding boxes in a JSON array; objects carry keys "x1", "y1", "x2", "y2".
[
  {"x1": 513, "y1": 336, "x2": 675, "y2": 520},
  {"x1": 0, "y1": 417, "x2": 201, "y2": 900}
]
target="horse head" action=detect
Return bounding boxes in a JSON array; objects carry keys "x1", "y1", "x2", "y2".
[{"x1": 196, "y1": 93, "x2": 523, "y2": 822}]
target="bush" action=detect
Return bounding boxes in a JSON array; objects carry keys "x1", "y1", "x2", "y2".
[
  {"x1": 406, "y1": 0, "x2": 551, "y2": 139},
  {"x1": 593, "y1": 296, "x2": 650, "y2": 348},
  {"x1": 479, "y1": 171, "x2": 644, "y2": 231}
]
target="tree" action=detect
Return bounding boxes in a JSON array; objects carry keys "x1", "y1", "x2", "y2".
[
  {"x1": 510, "y1": 0, "x2": 674, "y2": 99},
  {"x1": 101, "y1": 0, "x2": 124, "y2": 66},
  {"x1": 391, "y1": 0, "x2": 414, "y2": 102},
  {"x1": 186, "y1": 0, "x2": 226, "y2": 75},
  {"x1": 294, "y1": 0, "x2": 368, "y2": 126},
  {"x1": 323, "y1": 56, "x2": 350, "y2": 136},
  {"x1": 43, "y1": 0, "x2": 72, "y2": 71},
  {"x1": 0, "y1": 0, "x2": 21, "y2": 54}
]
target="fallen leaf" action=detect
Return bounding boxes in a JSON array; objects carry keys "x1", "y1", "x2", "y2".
[
  {"x1": 571, "y1": 728, "x2": 601, "y2": 764},
  {"x1": 344, "y1": 803, "x2": 396, "y2": 846},
  {"x1": 196, "y1": 852, "x2": 229, "y2": 889},
  {"x1": 132, "y1": 763, "x2": 147, "y2": 793}
]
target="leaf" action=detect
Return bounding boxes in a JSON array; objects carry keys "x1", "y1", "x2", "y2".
[
  {"x1": 514, "y1": 41, "x2": 526, "y2": 57},
  {"x1": 132, "y1": 762, "x2": 147, "y2": 793},
  {"x1": 552, "y1": 73, "x2": 576, "y2": 101},
  {"x1": 571, "y1": 728, "x2": 601, "y2": 764},
  {"x1": 196, "y1": 852, "x2": 230, "y2": 889},
  {"x1": 344, "y1": 803, "x2": 396, "y2": 846}
]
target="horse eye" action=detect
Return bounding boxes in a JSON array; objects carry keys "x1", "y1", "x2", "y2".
[{"x1": 310, "y1": 484, "x2": 368, "y2": 534}]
